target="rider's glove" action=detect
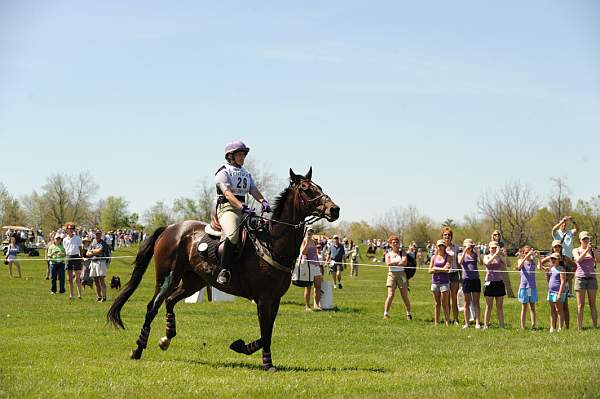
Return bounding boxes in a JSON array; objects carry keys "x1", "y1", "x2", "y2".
[
  {"x1": 241, "y1": 203, "x2": 255, "y2": 215},
  {"x1": 261, "y1": 199, "x2": 271, "y2": 213}
]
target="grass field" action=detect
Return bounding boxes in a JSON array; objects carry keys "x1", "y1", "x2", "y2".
[{"x1": 1, "y1": 244, "x2": 599, "y2": 398}]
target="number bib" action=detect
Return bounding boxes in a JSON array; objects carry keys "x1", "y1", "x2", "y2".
[{"x1": 223, "y1": 164, "x2": 252, "y2": 197}]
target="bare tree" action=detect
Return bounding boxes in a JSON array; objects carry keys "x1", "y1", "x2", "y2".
[
  {"x1": 478, "y1": 181, "x2": 540, "y2": 249},
  {"x1": 548, "y1": 177, "x2": 572, "y2": 219},
  {"x1": 244, "y1": 157, "x2": 284, "y2": 205},
  {"x1": 576, "y1": 196, "x2": 600, "y2": 244},
  {"x1": 173, "y1": 178, "x2": 214, "y2": 222},
  {"x1": 42, "y1": 172, "x2": 98, "y2": 229}
]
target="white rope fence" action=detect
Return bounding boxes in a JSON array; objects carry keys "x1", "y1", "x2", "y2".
[{"x1": 308, "y1": 258, "x2": 600, "y2": 276}]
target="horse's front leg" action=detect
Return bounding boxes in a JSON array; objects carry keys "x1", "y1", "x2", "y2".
[{"x1": 257, "y1": 298, "x2": 280, "y2": 371}]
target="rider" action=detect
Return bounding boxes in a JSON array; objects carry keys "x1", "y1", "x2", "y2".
[{"x1": 215, "y1": 140, "x2": 271, "y2": 284}]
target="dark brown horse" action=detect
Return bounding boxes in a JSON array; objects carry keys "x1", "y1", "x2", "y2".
[{"x1": 107, "y1": 168, "x2": 339, "y2": 370}]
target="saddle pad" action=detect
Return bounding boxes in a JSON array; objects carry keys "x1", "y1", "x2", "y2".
[{"x1": 197, "y1": 233, "x2": 220, "y2": 264}]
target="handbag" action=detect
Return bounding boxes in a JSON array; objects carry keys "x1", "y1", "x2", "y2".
[{"x1": 292, "y1": 257, "x2": 313, "y2": 287}]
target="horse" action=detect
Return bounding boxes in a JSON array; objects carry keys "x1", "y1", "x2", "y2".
[{"x1": 107, "y1": 168, "x2": 339, "y2": 370}]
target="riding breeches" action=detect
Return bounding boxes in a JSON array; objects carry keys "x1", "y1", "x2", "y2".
[{"x1": 216, "y1": 203, "x2": 243, "y2": 244}]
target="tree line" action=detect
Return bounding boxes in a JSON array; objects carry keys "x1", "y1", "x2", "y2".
[{"x1": 1, "y1": 171, "x2": 599, "y2": 250}]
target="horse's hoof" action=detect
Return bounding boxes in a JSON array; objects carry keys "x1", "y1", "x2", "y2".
[
  {"x1": 130, "y1": 349, "x2": 142, "y2": 360},
  {"x1": 229, "y1": 339, "x2": 246, "y2": 354},
  {"x1": 159, "y1": 337, "x2": 171, "y2": 351}
]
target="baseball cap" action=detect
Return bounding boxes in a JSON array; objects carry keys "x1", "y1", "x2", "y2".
[
  {"x1": 463, "y1": 238, "x2": 474, "y2": 247},
  {"x1": 549, "y1": 252, "x2": 560, "y2": 259},
  {"x1": 488, "y1": 241, "x2": 499, "y2": 248},
  {"x1": 551, "y1": 240, "x2": 562, "y2": 248},
  {"x1": 436, "y1": 239, "x2": 446, "y2": 246},
  {"x1": 333, "y1": 235, "x2": 339, "y2": 239},
  {"x1": 579, "y1": 231, "x2": 591, "y2": 240}
]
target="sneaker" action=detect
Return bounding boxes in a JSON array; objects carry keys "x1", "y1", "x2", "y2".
[
  {"x1": 406, "y1": 313, "x2": 413, "y2": 321},
  {"x1": 101, "y1": 297, "x2": 107, "y2": 302},
  {"x1": 475, "y1": 324, "x2": 481, "y2": 329},
  {"x1": 50, "y1": 291, "x2": 56, "y2": 295},
  {"x1": 462, "y1": 324, "x2": 469, "y2": 329},
  {"x1": 338, "y1": 283, "x2": 342, "y2": 289},
  {"x1": 97, "y1": 297, "x2": 102, "y2": 302}
]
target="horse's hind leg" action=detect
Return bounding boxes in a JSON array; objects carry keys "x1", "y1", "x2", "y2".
[
  {"x1": 130, "y1": 269, "x2": 179, "y2": 359},
  {"x1": 159, "y1": 272, "x2": 206, "y2": 351}
]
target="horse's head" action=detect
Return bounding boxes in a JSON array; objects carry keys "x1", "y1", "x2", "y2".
[{"x1": 289, "y1": 167, "x2": 340, "y2": 222}]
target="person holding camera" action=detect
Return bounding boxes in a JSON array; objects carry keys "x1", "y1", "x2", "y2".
[
  {"x1": 552, "y1": 216, "x2": 578, "y2": 295},
  {"x1": 572, "y1": 231, "x2": 597, "y2": 330}
]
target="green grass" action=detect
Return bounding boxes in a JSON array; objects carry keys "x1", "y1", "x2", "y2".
[{"x1": 1, "y1": 245, "x2": 599, "y2": 398}]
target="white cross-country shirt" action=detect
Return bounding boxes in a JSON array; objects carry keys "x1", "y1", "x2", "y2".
[
  {"x1": 215, "y1": 163, "x2": 256, "y2": 198},
  {"x1": 63, "y1": 234, "x2": 82, "y2": 256}
]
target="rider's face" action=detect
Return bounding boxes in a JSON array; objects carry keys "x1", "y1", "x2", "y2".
[{"x1": 233, "y1": 151, "x2": 246, "y2": 166}]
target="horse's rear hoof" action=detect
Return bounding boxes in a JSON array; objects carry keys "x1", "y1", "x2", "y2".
[
  {"x1": 229, "y1": 339, "x2": 246, "y2": 354},
  {"x1": 130, "y1": 349, "x2": 142, "y2": 359},
  {"x1": 159, "y1": 337, "x2": 171, "y2": 351}
]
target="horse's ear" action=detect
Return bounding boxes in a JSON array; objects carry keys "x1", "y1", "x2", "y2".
[
  {"x1": 289, "y1": 168, "x2": 300, "y2": 183},
  {"x1": 305, "y1": 167, "x2": 312, "y2": 180}
]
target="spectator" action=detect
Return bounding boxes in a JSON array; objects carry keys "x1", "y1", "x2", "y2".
[
  {"x1": 429, "y1": 239, "x2": 451, "y2": 326},
  {"x1": 551, "y1": 240, "x2": 575, "y2": 329},
  {"x1": 383, "y1": 235, "x2": 412, "y2": 320},
  {"x1": 572, "y1": 231, "x2": 597, "y2": 330},
  {"x1": 489, "y1": 230, "x2": 515, "y2": 298},
  {"x1": 63, "y1": 223, "x2": 84, "y2": 300},
  {"x1": 516, "y1": 245, "x2": 538, "y2": 330},
  {"x1": 442, "y1": 227, "x2": 460, "y2": 325},
  {"x1": 5, "y1": 236, "x2": 22, "y2": 278},
  {"x1": 417, "y1": 248, "x2": 425, "y2": 267},
  {"x1": 47, "y1": 234, "x2": 66, "y2": 295},
  {"x1": 539, "y1": 252, "x2": 567, "y2": 332},
  {"x1": 552, "y1": 216, "x2": 578, "y2": 296},
  {"x1": 300, "y1": 228, "x2": 322, "y2": 311},
  {"x1": 104, "y1": 232, "x2": 114, "y2": 251},
  {"x1": 483, "y1": 241, "x2": 506, "y2": 328},
  {"x1": 349, "y1": 241, "x2": 360, "y2": 277},
  {"x1": 326, "y1": 235, "x2": 345, "y2": 289},
  {"x1": 87, "y1": 230, "x2": 110, "y2": 302},
  {"x1": 458, "y1": 238, "x2": 482, "y2": 329}
]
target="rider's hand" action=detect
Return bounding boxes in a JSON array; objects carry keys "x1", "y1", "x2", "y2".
[
  {"x1": 241, "y1": 203, "x2": 255, "y2": 215},
  {"x1": 261, "y1": 199, "x2": 271, "y2": 213}
]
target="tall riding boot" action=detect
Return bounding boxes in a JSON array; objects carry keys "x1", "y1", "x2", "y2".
[{"x1": 217, "y1": 239, "x2": 236, "y2": 285}]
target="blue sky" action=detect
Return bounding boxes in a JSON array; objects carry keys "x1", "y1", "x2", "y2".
[{"x1": 1, "y1": 1, "x2": 599, "y2": 224}]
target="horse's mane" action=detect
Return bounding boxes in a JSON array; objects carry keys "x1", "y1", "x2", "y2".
[{"x1": 271, "y1": 185, "x2": 292, "y2": 220}]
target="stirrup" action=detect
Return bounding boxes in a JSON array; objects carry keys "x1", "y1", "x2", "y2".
[{"x1": 217, "y1": 269, "x2": 230, "y2": 285}]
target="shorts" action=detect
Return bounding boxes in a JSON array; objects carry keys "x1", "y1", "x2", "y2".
[
  {"x1": 386, "y1": 271, "x2": 407, "y2": 289},
  {"x1": 462, "y1": 278, "x2": 481, "y2": 294},
  {"x1": 575, "y1": 277, "x2": 598, "y2": 291},
  {"x1": 547, "y1": 291, "x2": 567, "y2": 303},
  {"x1": 66, "y1": 257, "x2": 82, "y2": 271},
  {"x1": 483, "y1": 280, "x2": 506, "y2": 297},
  {"x1": 329, "y1": 261, "x2": 343, "y2": 273},
  {"x1": 431, "y1": 283, "x2": 450, "y2": 293},
  {"x1": 89, "y1": 260, "x2": 107, "y2": 278},
  {"x1": 517, "y1": 287, "x2": 538, "y2": 304},
  {"x1": 310, "y1": 263, "x2": 322, "y2": 278},
  {"x1": 449, "y1": 271, "x2": 460, "y2": 283}
]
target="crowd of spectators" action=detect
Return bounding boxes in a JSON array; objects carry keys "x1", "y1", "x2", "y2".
[{"x1": 297, "y1": 214, "x2": 597, "y2": 332}]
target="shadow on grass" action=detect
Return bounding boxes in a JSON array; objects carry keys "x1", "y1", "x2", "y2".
[
  {"x1": 178, "y1": 359, "x2": 385, "y2": 373},
  {"x1": 281, "y1": 300, "x2": 362, "y2": 314}
]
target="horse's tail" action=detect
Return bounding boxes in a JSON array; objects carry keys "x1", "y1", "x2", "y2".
[{"x1": 107, "y1": 226, "x2": 167, "y2": 329}]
